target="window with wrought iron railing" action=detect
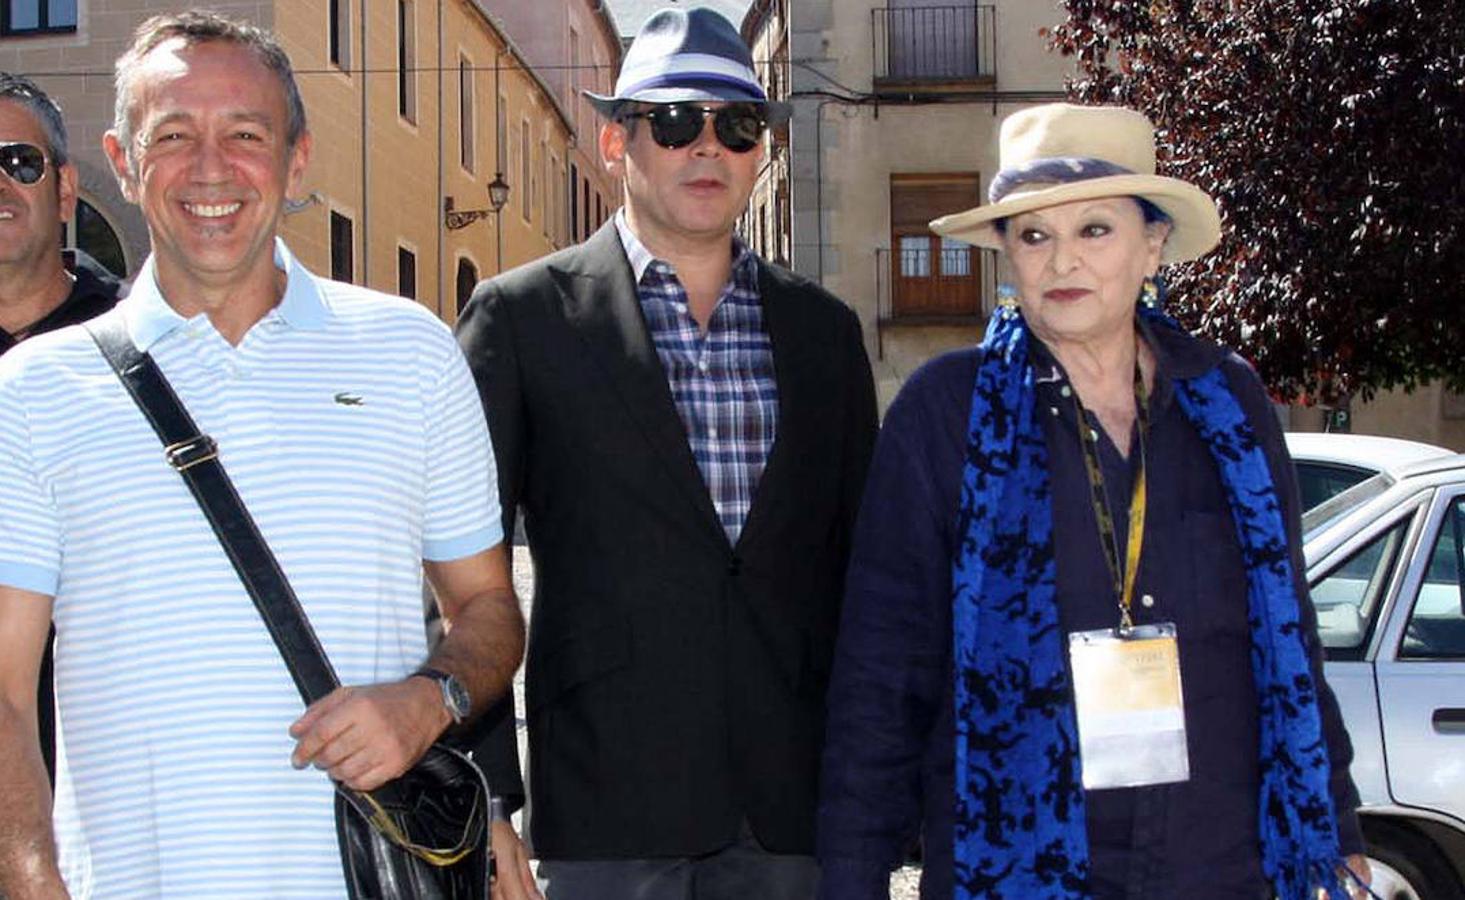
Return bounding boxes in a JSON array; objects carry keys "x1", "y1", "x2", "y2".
[{"x1": 871, "y1": 4, "x2": 996, "y2": 85}]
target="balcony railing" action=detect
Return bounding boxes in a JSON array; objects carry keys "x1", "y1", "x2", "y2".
[{"x1": 872, "y1": 4, "x2": 997, "y2": 87}]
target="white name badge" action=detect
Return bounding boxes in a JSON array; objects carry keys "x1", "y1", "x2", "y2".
[{"x1": 1068, "y1": 622, "x2": 1190, "y2": 790}]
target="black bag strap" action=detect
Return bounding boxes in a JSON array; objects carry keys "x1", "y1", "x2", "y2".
[{"x1": 86, "y1": 309, "x2": 340, "y2": 706}]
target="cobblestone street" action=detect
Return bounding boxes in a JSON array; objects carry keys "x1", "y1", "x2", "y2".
[{"x1": 508, "y1": 549, "x2": 922, "y2": 898}]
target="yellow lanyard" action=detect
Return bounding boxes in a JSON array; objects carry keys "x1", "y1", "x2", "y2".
[{"x1": 1073, "y1": 364, "x2": 1150, "y2": 632}]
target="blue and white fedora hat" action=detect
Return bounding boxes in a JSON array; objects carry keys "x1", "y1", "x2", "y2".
[{"x1": 586, "y1": 7, "x2": 790, "y2": 123}]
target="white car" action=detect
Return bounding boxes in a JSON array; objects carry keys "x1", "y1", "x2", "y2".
[
  {"x1": 1303, "y1": 455, "x2": 1465, "y2": 899},
  {"x1": 1286, "y1": 432, "x2": 1454, "y2": 511}
]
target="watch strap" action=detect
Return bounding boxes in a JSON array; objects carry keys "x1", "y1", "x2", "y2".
[{"x1": 413, "y1": 667, "x2": 468, "y2": 723}]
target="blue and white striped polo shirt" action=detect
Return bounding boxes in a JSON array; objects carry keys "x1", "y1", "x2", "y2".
[{"x1": 0, "y1": 239, "x2": 502, "y2": 899}]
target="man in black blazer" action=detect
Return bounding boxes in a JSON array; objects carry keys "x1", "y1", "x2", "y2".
[{"x1": 455, "y1": 9, "x2": 877, "y2": 900}]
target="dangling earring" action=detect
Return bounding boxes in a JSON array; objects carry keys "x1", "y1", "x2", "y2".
[
  {"x1": 1140, "y1": 277, "x2": 1161, "y2": 309},
  {"x1": 996, "y1": 282, "x2": 1020, "y2": 320}
]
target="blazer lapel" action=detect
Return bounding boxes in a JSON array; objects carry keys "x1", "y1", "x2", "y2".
[
  {"x1": 736, "y1": 261, "x2": 820, "y2": 551},
  {"x1": 555, "y1": 224, "x2": 726, "y2": 545}
]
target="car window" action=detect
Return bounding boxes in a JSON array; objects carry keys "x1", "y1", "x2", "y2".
[
  {"x1": 1400, "y1": 497, "x2": 1465, "y2": 660},
  {"x1": 1310, "y1": 518, "x2": 1409, "y2": 655},
  {"x1": 1294, "y1": 461, "x2": 1374, "y2": 513},
  {"x1": 1302, "y1": 473, "x2": 1394, "y2": 540}
]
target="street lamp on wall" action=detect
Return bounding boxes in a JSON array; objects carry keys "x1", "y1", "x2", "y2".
[
  {"x1": 443, "y1": 172, "x2": 511, "y2": 230},
  {"x1": 488, "y1": 172, "x2": 510, "y2": 212}
]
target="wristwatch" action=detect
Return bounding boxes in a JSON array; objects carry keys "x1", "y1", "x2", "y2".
[{"x1": 413, "y1": 667, "x2": 471, "y2": 725}]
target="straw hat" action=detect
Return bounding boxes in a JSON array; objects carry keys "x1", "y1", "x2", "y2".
[
  {"x1": 930, "y1": 103, "x2": 1221, "y2": 263},
  {"x1": 586, "y1": 8, "x2": 790, "y2": 124}
]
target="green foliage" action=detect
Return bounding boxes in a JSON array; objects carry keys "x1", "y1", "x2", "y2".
[{"x1": 1050, "y1": 0, "x2": 1465, "y2": 402}]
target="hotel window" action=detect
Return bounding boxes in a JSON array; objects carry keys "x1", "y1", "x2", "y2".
[
  {"x1": 330, "y1": 212, "x2": 354, "y2": 284},
  {"x1": 581, "y1": 176, "x2": 590, "y2": 241},
  {"x1": 546, "y1": 150, "x2": 556, "y2": 240},
  {"x1": 541, "y1": 139, "x2": 551, "y2": 237},
  {"x1": 397, "y1": 246, "x2": 417, "y2": 300},
  {"x1": 521, "y1": 118, "x2": 532, "y2": 223},
  {"x1": 569, "y1": 163, "x2": 580, "y2": 239},
  {"x1": 889, "y1": 173, "x2": 981, "y2": 317},
  {"x1": 456, "y1": 259, "x2": 479, "y2": 315},
  {"x1": 459, "y1": 56, "x2": 475, "y2": 172},
  {"x1": 397, "y1": 0, "x2": 416, "y2": 123},
  {"x1": 328, "y1": 0, "x2": 350, "y2": 70},
  {"x1": 2, "y1": 0, "x2": 77, "y2": 35},
  {"x1": 568, "y1": 27, "x2": 581, "y2": 127}
]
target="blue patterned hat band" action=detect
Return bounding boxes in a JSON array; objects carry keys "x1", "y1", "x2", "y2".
[{"x1": 987, "y1": 157, "x2": 1136, "y2": 204}]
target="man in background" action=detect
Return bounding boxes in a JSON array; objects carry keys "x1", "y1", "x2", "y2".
[{"x1": 0, "y1": 72, "x2": 124, "y2": 786}]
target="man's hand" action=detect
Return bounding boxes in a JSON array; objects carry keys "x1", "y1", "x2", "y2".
[
  {"x1": 490, "y1": 820, "x2": 542, "y2": 900},
  {"x1": 288, "y1": 678, "x2": 449, "y2": 791}
]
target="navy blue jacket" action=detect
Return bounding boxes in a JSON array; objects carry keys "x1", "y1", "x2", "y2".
[{"x1": 817, "y1": 322, "x2": 1362, "y2": 899}]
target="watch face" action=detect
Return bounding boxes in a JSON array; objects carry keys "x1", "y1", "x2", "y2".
[{"x1": 444, "y1": 676, "x2": 471, "y2": 720}]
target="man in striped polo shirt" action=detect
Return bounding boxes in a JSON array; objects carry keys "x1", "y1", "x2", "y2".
[
  {"x1": 457, "y1": 9, "x2": 877, "y2": 900},
  {"x1": 0, "y1": 12, "x2": 524, "y2": 898}
]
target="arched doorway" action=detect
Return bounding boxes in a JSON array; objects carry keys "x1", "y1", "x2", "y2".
[
  {"x1": 64, "y1": 198, "x2": 127, "y2": 278},
  {"x1": 456, "y1": 258, "x2": 479, "y2": 315}
]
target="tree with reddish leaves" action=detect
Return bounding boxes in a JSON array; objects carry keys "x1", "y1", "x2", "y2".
[{"x1": 1049, "y1": 0, "x2": 1465, "y2": 403}]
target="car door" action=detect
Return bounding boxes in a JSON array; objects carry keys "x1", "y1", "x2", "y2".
[
  {"x1": 1311, "y1": 497, "x2": 1429, "y2": 806},
  {"x1": 1374, "y1": 486, "x2": 1465, "y2": 823}
]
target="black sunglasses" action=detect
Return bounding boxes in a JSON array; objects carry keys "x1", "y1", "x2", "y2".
[
  {"x1": 0, "y1": 142, "x2": 48, "y2": 186},
  {"x1": 619, "y1": 103, "x2": 767, "y2": 153}
]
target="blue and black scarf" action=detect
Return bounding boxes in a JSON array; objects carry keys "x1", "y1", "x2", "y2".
[{"x1": 951, "y1": 303, "x2": 1345, "y2": 899}]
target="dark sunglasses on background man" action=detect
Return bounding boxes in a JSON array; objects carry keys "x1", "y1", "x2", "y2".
[
  {"x1": 0, "y1": 142, "x2": 48, "y2": 185},
  {"x1": 618, "y1": 103, "x2": 768, "y2": 153}
]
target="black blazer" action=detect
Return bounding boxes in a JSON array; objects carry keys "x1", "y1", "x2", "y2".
[{"x1": 455, "y1": 222, "x2": 878, "y2": 859}]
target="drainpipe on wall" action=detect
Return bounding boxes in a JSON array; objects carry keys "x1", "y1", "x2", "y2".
[
  {"x1": 814, "y1": 98, "x2": 832, "y2": 286},
  {"x1": 435, "y1": 0, "x2": 444, "y2": 316},
  {"x1": 495, "y1": 50, "x2": 505, "y2": 275},
  {"x1": 359, "y1": 0, "x2": 369, "y2": 285}
]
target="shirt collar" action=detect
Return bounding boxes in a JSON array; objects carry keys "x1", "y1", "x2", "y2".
[
  {"x1": 1030, "y1": 314, "x2": 1228, "y2": 415},
  {"x1": 122, "y1": 238, "x2": 329, "y2": 351},
  {"x1": 614, "y1": 208, "x2": 758, "y2": 286}
]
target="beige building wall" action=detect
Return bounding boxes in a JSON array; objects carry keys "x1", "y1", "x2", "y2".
[
  {"x1": 489, "y1": 0, "x2": 623, "y2": 247},
  {"x1": 767, "y1": 0, "x2": 1071, "y2": 408},
  {"x1": 739, "y1": 0, "x2": 790, "y2": 267},
  {"x1": 3, "y1": 0, "x2": 577, "y2": 325},
  {"x1": 275, "y1": 0, "x2": 576, "y2": 322},
  {"x1": 1287, "y1": 386, "x2": 1465, "y2": 452}
]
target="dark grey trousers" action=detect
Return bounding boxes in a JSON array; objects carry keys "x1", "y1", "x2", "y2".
[{"x1": 537, "y1": 823, "x2": 819, "y2": 900}]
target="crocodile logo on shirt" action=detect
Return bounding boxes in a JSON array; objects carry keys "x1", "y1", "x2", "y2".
[{"x1": 333, "y1": 392, "x2": 364, "y2": 407}]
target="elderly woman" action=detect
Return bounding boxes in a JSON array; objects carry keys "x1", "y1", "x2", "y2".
[{"x1": 816, "y1": 104, "x2": 1367, "y2": 900}]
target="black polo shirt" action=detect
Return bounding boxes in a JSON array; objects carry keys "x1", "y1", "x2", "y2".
[{"x1": 1, "y1": 249, "x2": 124, "y2": 354}]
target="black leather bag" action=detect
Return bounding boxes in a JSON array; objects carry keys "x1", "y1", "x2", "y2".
[
  {"x1": 88, "y1": 312, "x2": 493, "y2": 900},
  {"x1": 335, "y1": 744, "x2": 491, "y2": 899}
]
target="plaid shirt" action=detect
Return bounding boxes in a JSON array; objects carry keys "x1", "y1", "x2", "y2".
[{"x1": 616, "y1": 213, "x2": 778, "y2": 543}]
